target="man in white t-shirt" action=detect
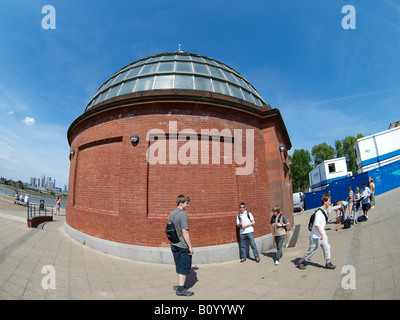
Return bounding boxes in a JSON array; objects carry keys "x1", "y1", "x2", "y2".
[
  {"x1": 297, "y1": 194, "x2": 336, "y2": 270},
  {"x1": 361, "y1": 182, "x2": 372, "y2": 219},
  {"x1": 236, "y1": 202, "x2": 260, "y2": 263}
]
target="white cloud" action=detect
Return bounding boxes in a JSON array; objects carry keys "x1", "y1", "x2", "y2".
[
  {"x1": 22, "y1": 116, "x2": 35, "y2": 126},
  {"x1": 0, "y1": 153, "x2": 10, "y2": 161}
]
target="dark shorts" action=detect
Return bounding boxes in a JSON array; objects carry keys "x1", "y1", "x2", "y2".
[
  {"x1": 362, "y1": 203, "x2": 371, "y2": 212},
  {"x1": 171, "y1": 245, "x2": 192, "y2": 275}
]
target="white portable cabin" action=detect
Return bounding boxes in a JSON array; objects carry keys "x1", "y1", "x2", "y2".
[
  {"x1": 354, "y1": 125, "x2": 400, "y2": 172},
  {"x1": 309, "y1": 157, "x2": 350, "y2": 191}
]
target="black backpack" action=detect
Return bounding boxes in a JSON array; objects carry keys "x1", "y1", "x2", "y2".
[
  {"x1": 308, "y1": 208, "x2": 328, "y2": 231},
  {"x1": 166, "y1": 211, "x2": 180, "y2": 243},
  {"x1": 343, "y1": 218, "x2": 351, "y2": 229}
]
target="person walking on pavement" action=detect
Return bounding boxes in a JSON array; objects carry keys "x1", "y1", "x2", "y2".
[
  {"x1": 353, "y1": 187, "x2": 361, "y2": 224},
  {"x1": 369, "y1": 178, "x2": 376, "y2": 208},
  {"x1": 270, "y1": 205, "x2": 289, "y2": 265},
  {"x1": 236, "y1": 202, "x2": 260, "y2": 263},
  {"x1": 169, "y1": 195, "x2": 194, "y2": 296},
  {"x1": 347, "y1": 186, "x2": 354, "y2": 219},
  {"x1": 361, "y1": 182, "x2": 372, "y2": 220},
  {"x1": 297, "y1": 194, "x2": 336, "y2": 270}
]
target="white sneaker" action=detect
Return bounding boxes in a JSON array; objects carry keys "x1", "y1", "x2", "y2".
[{"x1": 274, "y1": 260, "x2": 279, "y2": 265}]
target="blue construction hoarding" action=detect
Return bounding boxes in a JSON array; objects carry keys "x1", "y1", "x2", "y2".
[{"x1": 304, "y1": 159, "x2": 400, "y2": 210}]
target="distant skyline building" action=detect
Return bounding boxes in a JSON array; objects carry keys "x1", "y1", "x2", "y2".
[{"x1": 29, "y1": 174, "x2": 64, "y2": 191}]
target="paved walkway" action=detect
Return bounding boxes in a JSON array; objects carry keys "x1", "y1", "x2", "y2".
[{"x1": 0, "y1": 188, "x2": 399, "y2": 300}]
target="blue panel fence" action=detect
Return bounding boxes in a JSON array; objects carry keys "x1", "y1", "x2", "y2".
[{"x1": 304, "y1": 159, "x2": 400, "y2": 210}]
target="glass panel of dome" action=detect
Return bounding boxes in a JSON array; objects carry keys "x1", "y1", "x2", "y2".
[
  {"x1": 236, "y1": 77, "x2": 251, "y2": 91},
  {"x1": 253, "y1": 96, "x2": 262, "y2": 107},
  {"x1": 203, "y1": 58, "x2": 219, "y2": 66},
  {"x1": 154, "y1": 75, "x2": 174, "y2": 89},
  {"x1": 174, "y1": 75, "x2": 194, "y2": 89},
  {"x1": 222, "y1": 70, "x2": 239, "y2": 85},
  {"x1": 194, "y1": 76, "x2": 212, "y2": 91},
  {"x1": 228, "y1": 84, "x2": 244, "y2": 100},
  {"x1": 191, "y1": 56, "x2": 205, "y2": 63},
  {"x1": 98, "y1": 79, "x2": 112, "y2": 92},
  {"x1": 208, "y1": 66, "x2": 226, "y2": 80},
  {"x1": 97, "y1": 88, "x2": 111, "y2": 103},
  {"x1": 86, "y1": 99, "x2": 95, "y2": 110},
  {"x1": 125, "y1": 66, "x2": 142, "y2": 80},
  {"x1": 212, "y1": 79, "x2": 229, "y2": 95},
  {"x1": 157, "y1": 62, "x2": 175, "y2": 73},
  {"x1": 175, "y1": 62, "x2": 192, "y2": 73},
  {"x1": 113, "y1": 70, "x2": 130, "y2": 85},
  {"x1": 103, "y1": 77, "x2": 118, "y2": 90},
  {"x1": 139, "y1": 63, "x2": 159, "y2": 76},
  {"x1": 177, "y1": 55, "x2": 191, "y2": 61},
  {"x1": 135, "y1": 76, "x2": 155, "y2": 91},
  {"x1": 118, "y1": 79, "x2": 137, "y2": 95},
  {"x1": 108, "y1": 84, "x2": 122, "y2": 99},
  {"x1": 162, "y1": 55, "x2": 176, "y2": 61},
  {"x1": 193, "y1": 63, "x2": 210, "y2": 76},
  {"x1": 148, "y1": 56, "x2": 163, "y2": 63},
  {"x1": 91, "y1": 95, "x2": 101, "y2": 107},
  {"x1": 242, "y1": 90, "x2": 255, "y2": 104}
]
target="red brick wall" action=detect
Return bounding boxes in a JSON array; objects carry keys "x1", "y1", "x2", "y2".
[{"x1": 67, "y1": 101, "x2": 292, "y2": 247}]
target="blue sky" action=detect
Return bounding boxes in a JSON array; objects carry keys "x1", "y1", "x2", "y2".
[{"x1": 0, "y1": 0, "x2": 399, "y2": 188}]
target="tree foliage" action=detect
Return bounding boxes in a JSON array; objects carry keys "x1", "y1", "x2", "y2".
[
  {"x1": 311, "y1": 142, "x2": 335, "y2": 165},
  {"x1": 335, "y1": 134, "x2": 364, "y2": 174},
  {"x1": 289, "y1": 149, "x2": 313, "y2": 192}
]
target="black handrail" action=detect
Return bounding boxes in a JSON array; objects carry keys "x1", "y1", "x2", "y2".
[{"x1": 26, "y1": 202, "x2": 54, "y2": 221}]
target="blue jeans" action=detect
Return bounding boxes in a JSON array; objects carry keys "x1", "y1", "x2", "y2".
[
  {"x1": 239, "y1": 232, "x2": 259, "y2": 260},
  {"x1": 274, "y1": 235, "x2": 285, "y2": 261}
]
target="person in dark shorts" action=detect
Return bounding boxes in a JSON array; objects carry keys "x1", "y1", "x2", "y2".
[
  {"x1": 361, "y1": 182, "x2": 371, "y2": 220},
  {"x1": 169, "y1": 194, "x2": 194, "y2": 296}
]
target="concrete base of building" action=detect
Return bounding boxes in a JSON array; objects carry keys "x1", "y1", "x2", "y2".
[{"x1": 64, "y1": 222, "x2": 275, "y2": 264}]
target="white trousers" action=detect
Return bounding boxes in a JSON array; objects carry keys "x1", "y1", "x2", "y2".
[{"x1": 303, "y1": 236, "x2": 331, "y2": 261}]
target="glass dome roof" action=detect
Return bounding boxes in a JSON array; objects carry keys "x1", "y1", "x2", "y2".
[{"x1": 86, "y1": 51, "x2": 267, "y2": 111}]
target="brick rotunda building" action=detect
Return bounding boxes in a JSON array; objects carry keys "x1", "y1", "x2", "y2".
[{"x1": 66, "y1": 51, "x2": 293, "y2": 264}]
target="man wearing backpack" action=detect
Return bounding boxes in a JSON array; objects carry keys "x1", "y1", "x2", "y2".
[
  {"x1": 169, "y1": 195, "x2": 194, "y2": 296},
  {"x1": 236, "y1": 202, "x2": 260, "y2": 263},
  {"x1": 297, "y1": 194, "x2": 336, "y2": 270}
]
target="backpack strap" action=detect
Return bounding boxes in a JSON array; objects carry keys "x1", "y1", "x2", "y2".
[
  {"x1": 238, "y1": 211, "x2": 253, "y2": 222},
  {"x1": 316, "y1": 208, "x2": 328, "y2": 222},
  {"x1": 169, "y1": 210, "x2": 179, "y2": 224}
]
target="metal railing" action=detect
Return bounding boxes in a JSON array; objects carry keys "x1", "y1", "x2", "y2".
[{"x1": 27, "y1": 200, "x2": 54, "y2": 221}]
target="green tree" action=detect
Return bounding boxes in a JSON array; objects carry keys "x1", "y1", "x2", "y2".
[
  {"x1": 290, "y1": 149, "x2": 313, "y2": 192},
  {"x1": 341, "y1": 134, "x2": 364, "y2": 174},
  {"x1": 311, "y1": 142, "x2": 335, "y2": 166},
  {"x1": 335, "y1": 140, "x2": 344, "y2": 158}
]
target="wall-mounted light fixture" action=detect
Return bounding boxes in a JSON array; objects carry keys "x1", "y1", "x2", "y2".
[
  {"x1": 279, "y1": 144, "x2": 286, "y2": 152},
  {"x1": 130, "y1": 134, "x2": 139, "y2": 144},
  {"x1": 69, "y1": 149, "x2": 75, "y2": 161}
]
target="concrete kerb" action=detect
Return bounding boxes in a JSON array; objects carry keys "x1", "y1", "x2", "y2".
[{"x1": 64, "y1": 221, "x2": 275, "y2": 264}]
